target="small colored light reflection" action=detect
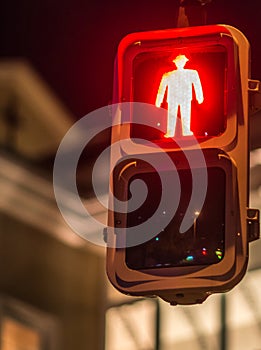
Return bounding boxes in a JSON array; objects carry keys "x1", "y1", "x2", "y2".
[
  {"x1": 215, "y1": 249, "x2": 223, "y2": 260},
  {"x1": 155, "y1": 237, "x2": 160, "y2": 241},
  {"x1": 186, "y1": 255, "x2": 194, "y2": 262},
  {"x1": 202, "y1": 247, "x2": 207, "y2": 256}
]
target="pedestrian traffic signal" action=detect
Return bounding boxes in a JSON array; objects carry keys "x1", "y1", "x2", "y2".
[{"x1": 106, "y1": 25, "x2": 260, "y2": 305}]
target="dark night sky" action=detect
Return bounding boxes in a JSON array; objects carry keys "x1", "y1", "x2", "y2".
[{"x1": 0, "y1": 0, "x2": 261, "y2": 118}]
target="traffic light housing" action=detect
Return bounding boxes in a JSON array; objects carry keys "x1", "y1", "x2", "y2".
[{"x1": 106, "y1": 25, "x2": 260, "y2": 305}]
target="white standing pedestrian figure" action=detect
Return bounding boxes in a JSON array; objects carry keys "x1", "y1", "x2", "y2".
[{"x1": 155, "y1": 54, "x2": 204, "y2": 137}]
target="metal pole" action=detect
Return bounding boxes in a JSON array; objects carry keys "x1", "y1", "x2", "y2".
[
  {"x1": 220, "y1": 294, "x2": 227, "y2": 350},
  {"x1": 177, "y1": 0, "x2": 212, "y2": 28},
  {"x1": 155, "y1": 299, "x2": 161, "y2": 350}
]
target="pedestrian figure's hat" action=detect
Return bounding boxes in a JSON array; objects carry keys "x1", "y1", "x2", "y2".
[{"x1": 173, "y1": 54, "x2": 189, "y2": 65}]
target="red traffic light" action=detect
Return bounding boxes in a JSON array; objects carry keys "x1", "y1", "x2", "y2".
[{"x1": 114, "y1": 25, "x2": 236, "y2": 145}]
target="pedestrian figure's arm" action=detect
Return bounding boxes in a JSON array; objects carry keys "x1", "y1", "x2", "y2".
[
  {"x1": 193, "y1": 71, "x2": 204, "y2": 104},
  {"x1": 156, "y1": 75, "x2": 168, "y2": 107}
]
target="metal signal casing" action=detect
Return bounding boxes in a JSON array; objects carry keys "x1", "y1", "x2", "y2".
[{"x1": 106, "y1": 25, "x2": 258, "y2": 305}]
